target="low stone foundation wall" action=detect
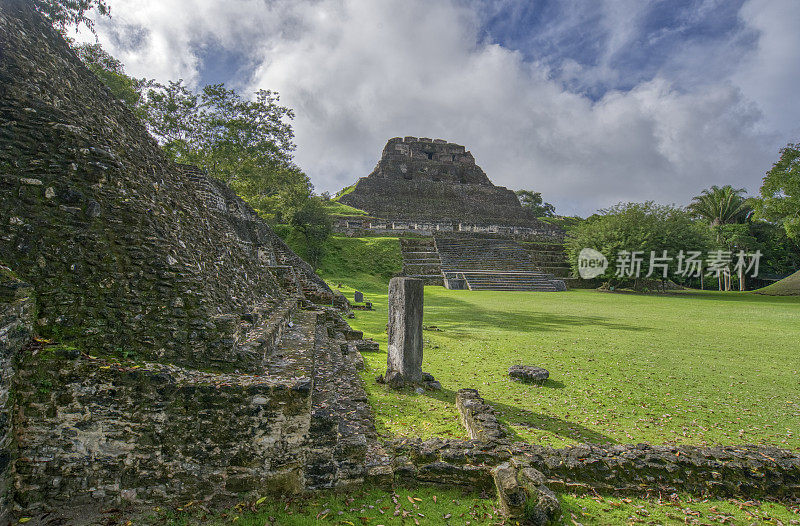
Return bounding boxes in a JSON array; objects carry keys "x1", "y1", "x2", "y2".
[
  {"x1": 12, "y1": 352, "x2": 313, "y2": 512},
  {"x1": 334, "y1": 215, "x2": 563, "y2": 242},
  {"x1": 455, "y1": 388, "x2": 507, "y2": 441},
  {"x1": 388, "y1": 388, "x2": 800, "y2": 521},
  {"x1": 389, "y1": 438, "x2": 800, "y2": 501}
]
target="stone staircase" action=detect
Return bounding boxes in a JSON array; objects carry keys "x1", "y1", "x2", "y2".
[
  {"x1": 434, "y1": 236, "x2": 566, "y2": 292},
  {"x1": 521, "y1": 242, "x2": 572, "y2": 278},
  {"x1": 399, "y1": 238, "x2": 444, "y2": 285}
]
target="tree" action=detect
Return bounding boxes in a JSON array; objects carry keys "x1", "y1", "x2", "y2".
[
  {"x1": 288, "y1": 197, "x2": 332, "y2": 270},
  {"x1": 67, "y1": 43, "x2": 330, "y2": 254},
  {"x1": 755, "y1": 142, "x2": 800, "y2": 239},
  {"x1": 565, "y1": 202, "x2": 712, "y2": 289},
  {"x1": 72, "y1": 42, "x2": 145, "y2": 116},
  {"x1": 688, "y1": 185, "x2": 752, "y2": 227},
  {"x1": 34, "y1": 0, "x2": 110, "y2": 34},
  {"x1": 139, "y1": 80, "x2": 312, "y2": 218},
  {"x1": 515, "y1": 190, "x2": 556, "y2": 217}
]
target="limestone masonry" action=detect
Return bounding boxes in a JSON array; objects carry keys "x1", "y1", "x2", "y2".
[
  {"x1": 0, "y1": 0, "x2": 374, "y2": 516},
  {"x1": 338, "y1": 137, "x2": 562, "y2": 236}
]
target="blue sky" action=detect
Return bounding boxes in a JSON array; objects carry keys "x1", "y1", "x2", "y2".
[{"x1": 80, "y1": 0, "x2": 800, "y2": 216}]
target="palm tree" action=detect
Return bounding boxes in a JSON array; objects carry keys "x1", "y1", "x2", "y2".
[
  {"x1": 689, "y1": 185, "x2": 753, "y2": 291},
  {"x1": 688, "y1": 185, "x2": 752, "y2": 226}
]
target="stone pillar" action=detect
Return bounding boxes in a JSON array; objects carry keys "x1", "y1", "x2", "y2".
[{"x1": 386, "y1": 277, "x2": 423, "y2": 383}]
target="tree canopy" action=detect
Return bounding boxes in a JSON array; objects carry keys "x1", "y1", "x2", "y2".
[
  {"x1": 34, "y1": 0, "x2": 110, "y2": 34},
  {"x1": 565, "y1": 202, "x2": 712, "y2": 287},
  {"x1": 755, "y1": 142, "x2": 800, "y2": 239},
  {"x1": 515, "y1": 190, "x2": 556, "y2": 217},
  {"x1": 72, "y1": 41, "x2": 331, "y2": 260},
  {"x1": 688, "y1": 185, "x2": 752, "y2": 226}
]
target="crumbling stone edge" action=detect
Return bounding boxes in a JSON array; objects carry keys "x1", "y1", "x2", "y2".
[{"x1": 377, "y1": 388, "x2": 800, "y2": 524}]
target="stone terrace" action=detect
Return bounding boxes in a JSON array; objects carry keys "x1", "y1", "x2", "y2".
[{"x1": 434, "y1": 236, "x2": 567, "y2": 291}]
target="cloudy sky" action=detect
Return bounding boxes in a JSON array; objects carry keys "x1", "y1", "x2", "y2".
[{"x1": 76, "y1": 0, "x2": 800, "y2": 216}]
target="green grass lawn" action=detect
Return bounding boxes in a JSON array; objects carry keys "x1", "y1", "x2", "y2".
[
  {"x1": 332, "y1": 282, "x2": 800, "y2": 449},
  {"x1": 144, "y1": 236, "x2": 800, "y2": 524},
  {"x1": 137, "y1": 488, "x2": 799, "y2": 525}
]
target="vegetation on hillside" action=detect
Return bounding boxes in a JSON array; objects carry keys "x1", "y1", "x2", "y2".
[
  {"x1": 756, "y1": 141, "x2": 800, "y2": 240},
  {"x1": 515, "y1": 189, "x2": 556, "y2": 217},
  {"x1": 755, "y1": 268, "x2": 800, "y2": 295},
  {"x1": 33, "y1": 0, "x2": 109, "y2": 34},
  {"x1": 320, "y1": 199, "x2": 369, "y2": 217},
  {"x1": 317, "y1": 236, "x2": 402, "y2": 286}
]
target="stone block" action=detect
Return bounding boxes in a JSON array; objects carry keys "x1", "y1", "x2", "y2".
[{"x1": 386, "y1": 277, "x2": 424, "y2": 383}]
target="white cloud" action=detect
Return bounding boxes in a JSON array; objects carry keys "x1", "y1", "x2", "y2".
[
  {"x1": 80, "y1": 0, "x2": 797, "y2": 215},
  {"x1": 733, "y1": 0, "x2": 800, "y2": 139}
]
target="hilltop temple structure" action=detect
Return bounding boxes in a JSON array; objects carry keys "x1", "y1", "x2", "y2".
[{"x1": 337, "y1": 137, "x2": 562, "y2": 239}]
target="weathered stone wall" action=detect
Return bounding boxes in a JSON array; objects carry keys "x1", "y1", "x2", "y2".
[
  {"x1": 389, "y1": 438, "x2": 800, "y2": 501},
  {"x1": 0, "y1": 266, "x2": 35, "y2": 523},
  {"x1": 455, "y1": 389, "x2": 507, "y2": 442},
  {"x1": 12, "y1": 350, "x2": 312, "y2": 512},
  {"x1": 0, "y1": 1, "x2": 333, "y2": 372},
  {"x1": 334, "y1": 216, "x2": 564, "y2": 241},
  {"x1": 0, "y1": 2, "x2": 370, "y2": 518},
  {"x1": 368, "y1": 137, "x2": 491, "y2": 185},
  {"x1": 338, "y1": 137, "x2": 558, "y2": 229}
]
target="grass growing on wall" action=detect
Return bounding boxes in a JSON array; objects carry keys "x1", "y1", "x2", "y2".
[
  {"x1": 321, "y1": 199, "x2": 369, "y2": 217},
  {"x1": 318, "y1": 235, "x2": 403, "y2": 288}
]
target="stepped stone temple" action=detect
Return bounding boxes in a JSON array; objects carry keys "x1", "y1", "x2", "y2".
[
  {"x1": 337, "y1": 138, "x2": 570, "y2": 291},
  {"x1": 339, "y1": 136, "x2": 562, "y2": 237},
  {"x1": 2, "y1": 2, "x2": 799, "y2": 523}
]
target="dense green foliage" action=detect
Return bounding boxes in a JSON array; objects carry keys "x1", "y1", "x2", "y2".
[
  {"x1": 565, "y1": 202, "x2": 712, "y2": 286},
  {"x1": 688, "y1": 185, "x2": 752, "y2": 227},
  {"x1": 139, "y1": 80, "x2": 314, "y2": 222},
  {"x1": 286, "y1": 197, "x2": 332, "y2": 270},
  {"x1": 756, "y1": 141, "x2": 800, "y2": 239},
  {"x1": 515, "y1": 189, "x2": 556, "y2": 217},
  {"x1": 34, "y1": 0, "x2": 109, "y2": 34},
  {"x1": 71, "y1": 42, "x2": 332, "y2": 259}
]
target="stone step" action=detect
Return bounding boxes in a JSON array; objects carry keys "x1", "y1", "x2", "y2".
[
  {"x1": 305, "y1": 308, "x2": 376, "y2": 489},
  {"x1": 262, "y1": 307, "x2": 315, "y2": 378}
]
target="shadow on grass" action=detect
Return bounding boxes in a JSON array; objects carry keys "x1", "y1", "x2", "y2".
[
  {"x1": 423, "y1": 387, "x2": 616, "y2": 445},
  {"x1": 426, "y1": 295, "x2": 649, "y2": 335}
]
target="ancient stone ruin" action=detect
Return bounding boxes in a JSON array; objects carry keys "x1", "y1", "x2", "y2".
[
  {"x1": 508, "y1": 364, "x2": 550, "y2": 385},
  {"x1": 338, "y1": 136, "x2": 562, "y2": 237},
  {"x1": 337, "y1": 138, "x2": 570, "y2": 291},
  {"x1": 378, "y1": 277, "x2": 440, "y2": 390},
  {"x1": 1, "y1": 2, "x2": 799, "y2": 523},
  {"x1": 386, "y1": 278, "x2": 424, "y2": 384},
  {"x1": 0, "y1": 1, "x2": 376, "y2": 517}
]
